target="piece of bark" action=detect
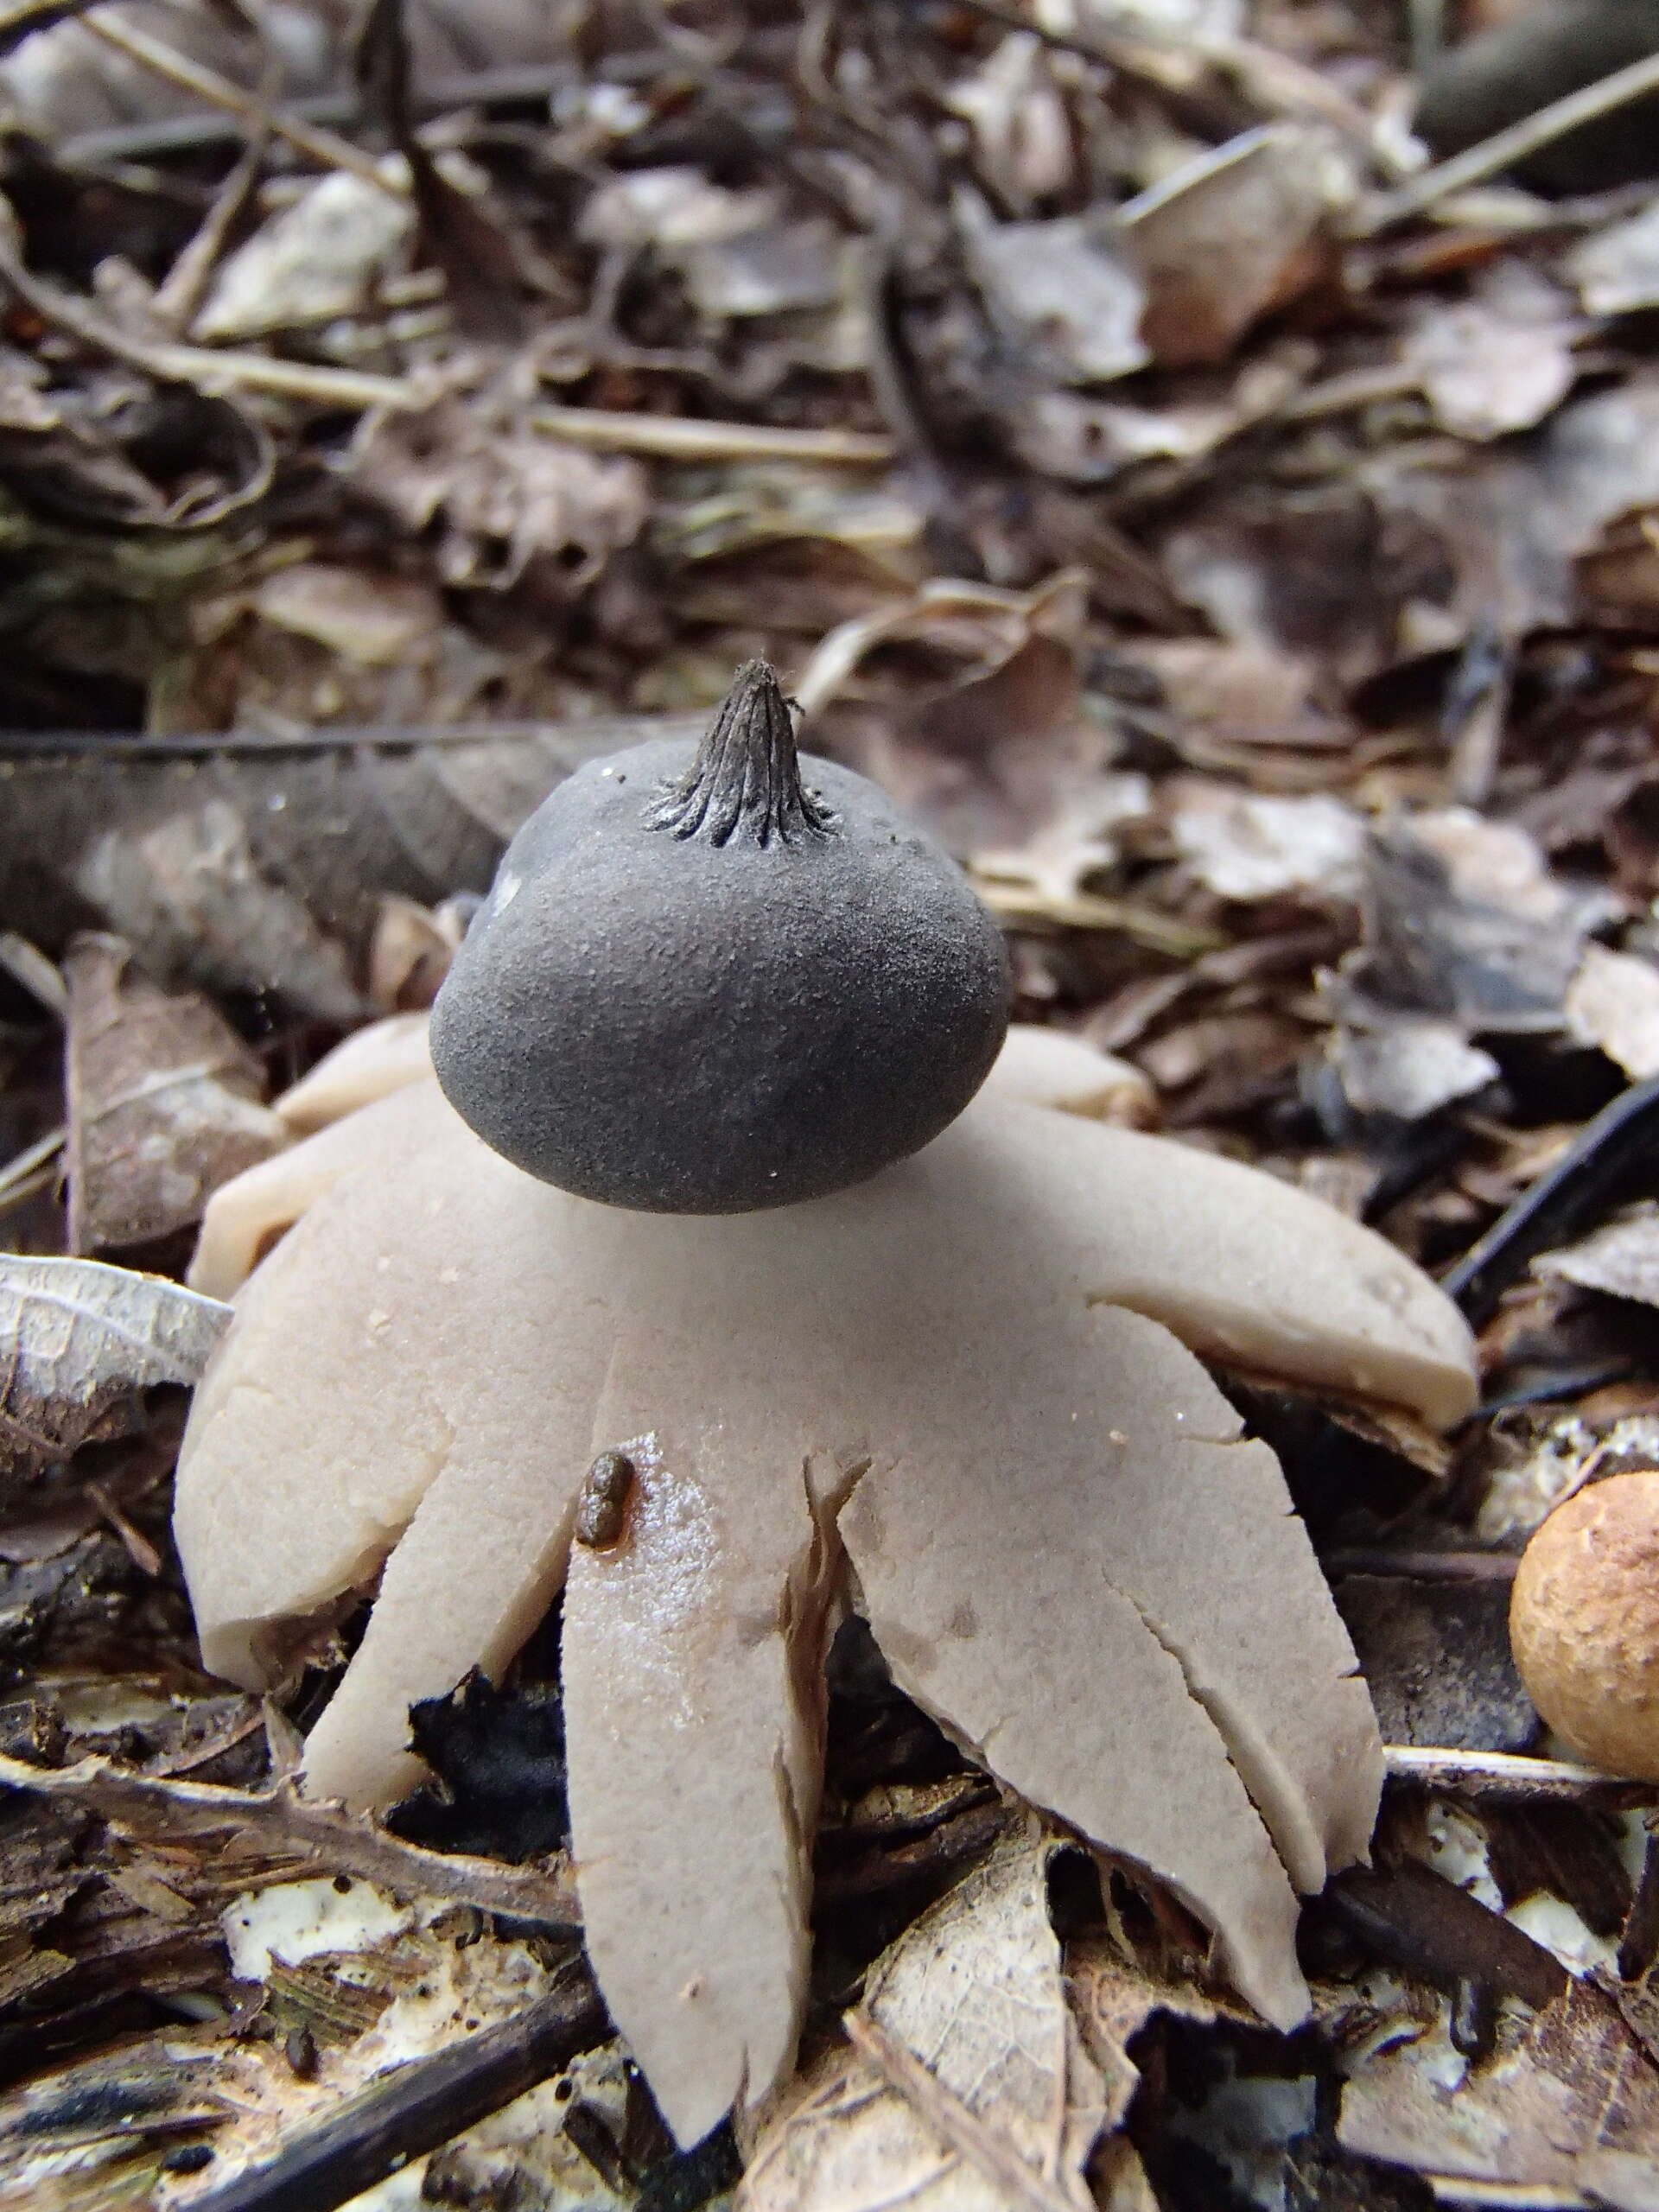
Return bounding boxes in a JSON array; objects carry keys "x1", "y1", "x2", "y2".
[{"x1": 63, "y1": 933, "x2": 285, "y2": 1253}]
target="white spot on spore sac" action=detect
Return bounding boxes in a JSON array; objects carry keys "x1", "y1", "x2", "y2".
[{"x1": 493, "y1": 869, "x2": 523, "y2": 916}]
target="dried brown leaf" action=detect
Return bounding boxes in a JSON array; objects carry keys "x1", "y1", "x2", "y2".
[
  {"x1": 1345, "y1": 810, "x2": 1611, "y2": 1034},
  {"x1": 742, "y1": 1836, "x2": 1106, "y2": 2212},
  {"x1": 0, "y1": 1252, "x2": 228, "y2": 1473},
  {"x1": 1120, "y1": 125, "x2": 1346, "y2": 368},
  {"x1": 63, "y1": 933, "x2": 285, "y2": 1253},
  {"x1": 0, "y1": 714, "x2": 696, "y2": 1018},
  {"x1": 961, "y1": 205, "x2": 1148, "y2": 387},
  {"x1": 351, "y1": 400, "x2": 648, "y2": 592},
  {"x1": 1404, "y1": 265, "x2": 1580, "y2": 442},
  {"x1": 1537, "y1": 1202, "x2": 1659, "y2": 1308}
]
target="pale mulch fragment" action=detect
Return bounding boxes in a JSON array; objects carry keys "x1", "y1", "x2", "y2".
[
  {"x1": 742, "y1": 1837, "x2": 1106, "y2": 2212},
  {"x1": 1565, "y1": 942, "x2": 1659, "y2": 1081}
]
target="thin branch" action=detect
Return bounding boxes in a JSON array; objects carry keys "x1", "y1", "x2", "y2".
[
  {"x1": 1357, "y1": 48, "x2": 1659, "y2": 234},
  {"x1": 974, "y1": 880, "x2": 1229, "y2": 960},
  {"x1": 187, "y1": 1964, "x2": 607, "y2": 2212},
  {"x1": 531, "y1": 404, "x2": 893, "y2": 465},
  {"x1": 845, "y1": 2008, "x2": 1079, "y2": 2212},
  {"x1": 0, "y1": 1751, "x2": 583, "y2": 1927},
  {"x1": 0, "y1": 1127, "x2": 63, "y2": 1226},
  {"x1": 1326, "y1": 1548, "x2": 1518, "y2": 1582},
  {"x1": 84, "y1": 8, "x2": 402, "y2": 196},
  {"x1": 0, "y1": 201, "x2": 413, "y2": 410},
  {"x1": 1383, "y1": 1745, "x2": 1654, "y2": 1802},
  {"x1": 152, "y1": 129, "x2": 270, "y2": 337},
  {"x1": 57, "y1": 60, "x2": 593, "y2": 168},
  {"x1": 0, "y1": 932, "x2": 66, "y2": 1017}
]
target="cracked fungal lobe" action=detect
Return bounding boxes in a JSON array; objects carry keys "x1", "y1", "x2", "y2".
[{"x1": 175, "y1": 1059, "x2": 1477, "y2": 2148}]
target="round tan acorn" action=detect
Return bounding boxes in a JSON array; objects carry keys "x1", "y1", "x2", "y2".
[{"x1": 1510, "y1": 1470, "x2": 1659, "y2": 1778}]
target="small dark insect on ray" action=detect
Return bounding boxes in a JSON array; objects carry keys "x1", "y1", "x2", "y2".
[{"x1": 574, "y1": 1451, "x2": 635, "y2": 1550}]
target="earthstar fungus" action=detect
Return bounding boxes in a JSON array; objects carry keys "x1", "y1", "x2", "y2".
[{"x1": 175, "y1": 663, "x2": 1479, "y2": 2147}]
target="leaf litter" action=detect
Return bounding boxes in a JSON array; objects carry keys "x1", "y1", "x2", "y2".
[{"x1": 3, "y1": 0, "x2": 1659, "y2": 2199}]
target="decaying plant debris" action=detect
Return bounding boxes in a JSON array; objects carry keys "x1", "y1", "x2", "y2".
[{"x1": 8, "y1": 0, "x2": 1659, "y2": 2200}]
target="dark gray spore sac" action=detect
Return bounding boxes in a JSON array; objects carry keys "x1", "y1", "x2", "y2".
[
  {"x1": 1414, "y1": 0, "x2": 1659, "y2": 194},
  {"x1": 430, "y1": 660, "x2": 1012, "y2": 1213}
]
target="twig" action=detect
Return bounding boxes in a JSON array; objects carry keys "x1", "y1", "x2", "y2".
[
  {"x1": 1383, "y1": 1745, "x2": 1653, "y2": 1802},
  {"x1": 84, "y1": 7, "x2": 403, "y2": 196},
  {"x1": 186, "y1": 1963, "x2": 607, "y2": 2212},
  {"x1": 1327, "y1": 1548, "x2": 1518, "y2": 1582},
  {"x1": 0, "y1": 932, "x2": 67, "y2": 1016},
  {"x1": 1440, "y1": 1072, "x2": 1659, "y2": 1328},
  {"x1": 1357, "y1": 48, "x2": 1659, "y2": 234},
  {"x1": 844, "y1": 2008, "x2": 1080, "y2": 2212},
  {"x1": 531, "y1": 405, "x2": 893, "y2": 465},
  {"x1": 0, "y1": 1751, "x2": 583, "y2": 1927},
  {"x1": 950, "y1": 0, "x2": 1376, "y2": 143},
  {"x1": 152, "y1": 130, "x2": 270, "y2": 337},
  {"x1": 57, "y1": 60, "x2": 593, "y2": 168},
  {"x1": 0, "y1": 203, "x2": 413, "y2": 410},
  {"x1": 0, "y1": 1127, "x2": 63, "y2": 1227},
  {"x1": 1276, "y1": 363, "x2": 1424, "y2": 423},
  {"x1": 1421, "y1": 2185, "x2": 1594, "y2": 2210},
  {"x1": 974, "y1": 880, "x2": 1228, "y2": 960}
]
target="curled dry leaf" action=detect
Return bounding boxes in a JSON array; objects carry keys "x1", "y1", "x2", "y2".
[
  {"x1": 1403, "y1": 265, "x2": 1580, "y2": 443},
  {"x1": 0, "y1": 0, "x2": 563, "y2": 144},
  {"x1": 1339, "y1": 1977, "x2": 1659, "y2": 2202},
  {"x1": 1347, "y1": 809, "x2": 1610, "y2": 1034},
  {"x1": 1569, "y1": 201, "x2": 1659, "y2": 318},
  {"x1": 959, "y1": 202, "x2": 1149, "y2": 388},
  {"x1": 1564, "y1": 942, "x2": 1659, "y2": 1080},
  {"x1": 63, "y1": 931, "x2": 285, "y2": 1252},
  {"x1": 255, "y1": 563, "x2": 445, "y2": 669},
  {"x1": 1166, "y1": 785, "x2": 1365, "y2": 904},
  {"x1": 1535, "y1": 1201, "x2": 1659, "y2": 1309},
  {"x1": 174, "y1": 1041, "x2": 1475, "y2": 2145},
  {"x1": 191, "y1": 165, "x2": 416, "y2": 344},
  {"x1": 350, "y1": 399, "x2": 650, "y2": 592},
  {"x1": 945, "y1": 33, "x2": 1074, "y2": 210},
  {"x1": 0, "y1": 1251, "x2": 228, "y2": 1473},
  {"x1": 1119, "y1": 125, "x2": 1347, "y2": 369},
  {"x1": 1328, "y1": 1018, "x2": 1499, "y2": 1124},
  {"x1": 742, "y1": 1836, "x2": 1107, "y2": 2212}
]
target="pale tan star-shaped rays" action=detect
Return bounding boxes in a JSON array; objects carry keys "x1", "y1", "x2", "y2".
[{"x1": 175, "y1": 1060, "x2": 1476, "y2": 2145}]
